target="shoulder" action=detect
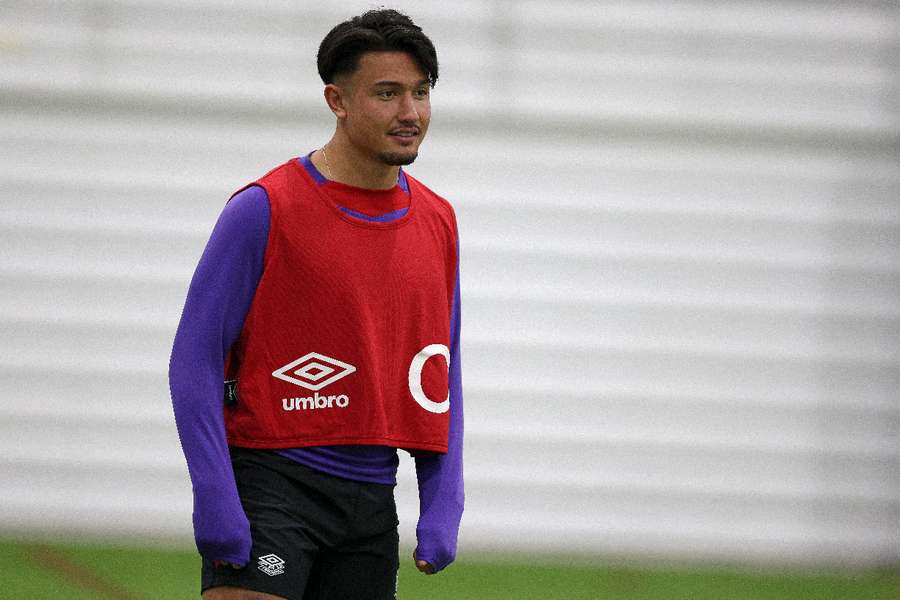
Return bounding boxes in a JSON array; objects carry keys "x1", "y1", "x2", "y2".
[
  {"x1": 235, "y1": 158, "x2": 315, "y2": 214},
  {"x1": 207, "y1": 185, "x2": 270, "y2": 257},
  {"x1": 255, "y1": 159, "x2": 298, "y2": 184},
  {"x1": 249, "y1": 158, "x2": 310, "y2": 198},
  {"x1": 224, "y1": 185, "x2": 269, "y2": 226},
  {"x1": 406, "y1": 172, "x2": 458, "y2": 231}
]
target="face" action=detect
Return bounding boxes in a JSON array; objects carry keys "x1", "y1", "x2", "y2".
[{"x1": 331, "y1": 51, "x2": 431, "y2": 166}]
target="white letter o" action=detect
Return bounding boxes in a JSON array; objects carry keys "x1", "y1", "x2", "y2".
[{"x1": 408, "y1": 344, "x2": 450, "y2": 414}]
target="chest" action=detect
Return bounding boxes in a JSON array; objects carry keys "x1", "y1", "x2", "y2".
[{"x1": 265, "y1": 207, "x2": 454, "y2": 321}]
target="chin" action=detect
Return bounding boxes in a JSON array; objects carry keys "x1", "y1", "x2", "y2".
[{"x1": 379, "y1": 150, "x2": 419, "y2": 166}]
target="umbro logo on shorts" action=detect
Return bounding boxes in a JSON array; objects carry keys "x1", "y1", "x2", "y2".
[
  {"x1": 257, "y1": 553, "x2": 286, "y2": 576},
  {"x1": 272, "y1": 352, "x2": 357, "y2": 391}
]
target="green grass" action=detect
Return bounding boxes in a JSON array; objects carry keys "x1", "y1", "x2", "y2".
[{"x1": 2, "y1": 538, "x2": 897, "y2": 600}]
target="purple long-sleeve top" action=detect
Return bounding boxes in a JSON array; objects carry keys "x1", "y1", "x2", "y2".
[{"x1": 169, "y1": 156, "x2": 464, "y2": 572}]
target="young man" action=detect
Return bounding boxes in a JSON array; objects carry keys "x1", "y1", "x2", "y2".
[{"x1": 169, "y1": 9, "x2": 464, "y2": 600}]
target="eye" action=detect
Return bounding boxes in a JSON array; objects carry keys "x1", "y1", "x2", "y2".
[
  {"x1": 378, "y1": 90, "x2": 396, "y2": 99},
  {"x1": 415, "y1": 88, "x2": 430, "y2": 99}
]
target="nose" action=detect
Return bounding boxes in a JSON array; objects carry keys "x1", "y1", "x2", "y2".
[{"x1": 397, "y1": 93, "x2": 419, "y2": 123}]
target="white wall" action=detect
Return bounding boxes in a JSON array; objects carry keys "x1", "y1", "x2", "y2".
[{"x1": 1, "y1": 0, "x2": 898, "y2": 565}]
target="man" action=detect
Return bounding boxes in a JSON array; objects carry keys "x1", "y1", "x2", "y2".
[{"x1": 169, "y1": 9, "x2": 464, "y2": 600}]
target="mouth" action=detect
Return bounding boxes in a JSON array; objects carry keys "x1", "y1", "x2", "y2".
[{"x1": 388, "y1": 128, "x2": 419, "y2": 143}]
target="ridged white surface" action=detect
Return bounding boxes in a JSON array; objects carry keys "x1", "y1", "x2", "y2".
[{"x1": 1, "y1": 1, "x2": 898, "y2": 565}]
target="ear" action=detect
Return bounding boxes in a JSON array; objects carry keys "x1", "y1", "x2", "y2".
[{"x1": 324, "y1": 83, "x2": 348, "y2": 119}]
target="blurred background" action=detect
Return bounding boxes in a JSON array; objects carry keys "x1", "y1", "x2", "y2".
[{"x1": 1, "y1": 0, "x2": 899, "y2": 586}]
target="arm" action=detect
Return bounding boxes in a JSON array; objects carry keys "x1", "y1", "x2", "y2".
[
  {"x1": 169, "y1": 185, "x2": 269, "y2": 565},
  {"x1": 413, "y1": 249, "x2": 464, "y2": 573}
]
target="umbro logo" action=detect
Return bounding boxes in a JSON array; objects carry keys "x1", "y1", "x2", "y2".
[
  {"x1": 272, "y1": 352, "x2": 356, "y2": 391},
  {"x1": 257, "y1": 553, "x2": 285, "y2": 577}
]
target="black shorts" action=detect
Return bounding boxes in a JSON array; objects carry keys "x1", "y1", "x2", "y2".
[{"x1": 201, "y1": 447, "x2": 400, "y2": 600}]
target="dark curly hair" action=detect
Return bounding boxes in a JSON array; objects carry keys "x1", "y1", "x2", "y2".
[{"x1": 317, "y1": 8, "x2": 438, "y2": 87}]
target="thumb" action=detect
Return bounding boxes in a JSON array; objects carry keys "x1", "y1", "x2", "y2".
[{"x1": 413, "y1": 551, "x2": 435, "y2": 574}]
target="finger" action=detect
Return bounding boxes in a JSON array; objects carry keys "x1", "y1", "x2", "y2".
[
  {"x1": 412, "y1": 551, "x2": 434, "y2": 574},
  {"x1": 415, "y1": 559, "x2": 435, "y2": 574}
]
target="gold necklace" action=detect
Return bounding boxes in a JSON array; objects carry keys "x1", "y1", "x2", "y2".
[{"x1": 321, "y1": 145, "x2": 333, "y2": 180}]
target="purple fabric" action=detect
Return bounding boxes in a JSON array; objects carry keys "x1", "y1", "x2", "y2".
[
  {"x1": 300, "y1": 153, "x2": 329, "y2": 185},
  {"x1": 413, "y1": 239, "x2": 464, "y2": 572},
  {"x1": 170, "y1": 178, "x2": 463, "y2": 571},
  {"x1": 276, "y1": 444, "x2": 398, "y2": 484},
  {"x1": 340, "y1": 205, "x2": 410, "y2": 222},
  {"x1": 169, "y1": 185, "x2": 269, "y2": 565}
]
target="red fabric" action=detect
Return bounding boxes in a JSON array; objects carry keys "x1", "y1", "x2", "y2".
[{"x1": 224, "y1": 159, "x2": 457, "y2": 453}]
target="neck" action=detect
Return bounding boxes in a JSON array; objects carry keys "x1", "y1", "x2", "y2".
[{"x1": 314, "y1": 136, "x2": 401, "y2": 190}]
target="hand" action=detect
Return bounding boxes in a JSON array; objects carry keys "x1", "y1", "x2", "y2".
[{"x1": 413, "y1": 551, "x2": 435, "y2": 575}]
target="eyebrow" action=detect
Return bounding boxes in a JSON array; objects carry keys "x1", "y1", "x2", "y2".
[{"x1": 373, "y1": 79, "x2": 431, "y2": 88}]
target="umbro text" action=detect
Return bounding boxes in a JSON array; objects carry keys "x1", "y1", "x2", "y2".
[{"x1": 282, "y1": 392, "x2": 350, "y2": 411}]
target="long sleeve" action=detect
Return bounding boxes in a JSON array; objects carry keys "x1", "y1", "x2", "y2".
[
  {"x1": 169, "y1": 185, "x2": 269, "y2": 564},
  {"x1": 413, "y1": 246, "x2": 465, "y2": 573}
]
